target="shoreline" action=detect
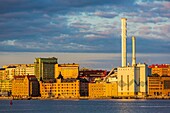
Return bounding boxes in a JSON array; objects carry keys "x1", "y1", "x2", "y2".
[{"x1": 1, "y1": 96, "x2": 170, "y2": 100}]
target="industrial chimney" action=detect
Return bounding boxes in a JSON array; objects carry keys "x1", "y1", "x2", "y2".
[
  {"x1": 121, "y1": 18, "x2": 127, "y2": 67},
  {"x1": 132, "y1": 36, "x2": 136, "y2": 66}
]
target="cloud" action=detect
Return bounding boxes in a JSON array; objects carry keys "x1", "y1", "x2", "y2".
[
  {"x1": 1, "y1": 40, "x2": 16, "y2": 46},
  {"x1": 94, "y1": 11, "x2": 118, "y2": 18},
  {"x1": 0, "y1": 0, "x2": 169, "y2": 53}
]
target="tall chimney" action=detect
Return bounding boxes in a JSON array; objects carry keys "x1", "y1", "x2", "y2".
[
  {"x1": 121, "y1": 18, "x2": 127, "y2": 67},
  {"x1": 132, "y1": 36, "x2": 136, "y2": 66}
]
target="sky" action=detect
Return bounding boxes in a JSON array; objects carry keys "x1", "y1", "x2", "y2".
[
  {"x1": 0, "y1": 52, "x2": 170, "y2": 70},
  {"x1": 0, "y1": 0, "x2": 170, "y2": 53}
]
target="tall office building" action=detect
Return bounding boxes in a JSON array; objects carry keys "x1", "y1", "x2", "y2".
[{"x1": 34, "y1": 57, "x2": 58, "y2": 81}]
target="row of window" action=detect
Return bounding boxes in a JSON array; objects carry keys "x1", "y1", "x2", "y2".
[{"x1": 41, "y1": 93, "x2": 78, "y2": 95}]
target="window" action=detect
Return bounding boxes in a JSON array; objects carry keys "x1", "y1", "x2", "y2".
[
  {"x1": 127, "y1": 75, "x2": 129, "y2": 90},
  {"x1": 121, "y1": 75, "x2": 123, "y2": 91},
  {"x1": 164, "y1": 80, "x2": 170, "y2": 89}
]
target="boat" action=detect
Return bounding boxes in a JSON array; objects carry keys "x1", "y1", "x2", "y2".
[{"x1": 10, "y1": 100, "x2": 13, "y2": 105}]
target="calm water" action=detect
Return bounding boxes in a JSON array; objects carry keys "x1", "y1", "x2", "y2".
[{"x1": 0, "y1": 99, "x2": 170, "y2": 113}]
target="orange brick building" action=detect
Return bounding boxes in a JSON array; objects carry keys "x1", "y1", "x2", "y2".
[
  {"x1": 148, "y1": 76, "x2": 170, "y2": 96},
  {"x1": 12, "y1": 75, "x2": 40, "y2": 98},
  {"x1": 149, "y1": 64, "x2": 170, "y2": 76}
]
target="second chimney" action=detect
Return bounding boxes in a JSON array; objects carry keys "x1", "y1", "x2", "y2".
[{"x1": 132, "y1": 36, "x2": 136, "y2": 66}]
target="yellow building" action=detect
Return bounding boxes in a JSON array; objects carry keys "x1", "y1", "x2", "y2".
[
  {"x1": 1, "y1": 64, "x2": 35, "y2": 80},
  {"x1": 55, "y1": 63, "x2": 79, "y2": 79},
  {"x1": 0, "y1": 80, "x2": 12, "y2": 96},
  {"x1": 5, "y1": 66, "x2": 16, "y2": 80},
  {"x1": 40, "y1": 78, "x2": 80, "y2": 98},
  {"x1": 12, "y1": 75, "x2": 39, "y2": 98},
  {"x1": 88, "y1": 82, "x2": 117, "y2": 98},
  {"x1": 15, "y1": 64, "x2": 35, "y2": 76},
  {"x1": 0, "y1": 68, "x2": 5, "y2": 80},
  {"x1": 148, "y1": 76, "x2": 170, "y2": 96}
]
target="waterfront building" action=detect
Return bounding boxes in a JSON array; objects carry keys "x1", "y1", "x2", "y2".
[
  {"x1": 55, "y1": 63, "x2": 79, "y2": 79},
  {"x1": 149, "y1": 64, "x2": 170, "y2": 76},
  {"x1": 12, "y1": 75, "x2": 40, "y2": 98},
  {"x1": 117, "y1": 66, "x2": 140, "y2": 96},
  {"x1": 34, "y1": 57, "x2": 58, "y2": 81},
  {"x1": 148, "y1": 76, "x2": 170, "y2": 96},
  {"x1": 88, "y1": 82, "x2": 117, "y2": 98},
  {"x1": 79, "y1": 69, "x2": 107, "y2": 82},
  {"x1": 2, "y1": 64, "x2": 35, "y2": 80},
  {"x1": 79, "y1": 78, "x2": 89, "y2": 97},
  {"x1": 0, "y1": 80, "x2": 12, "y2": 96},
  {"x1": 5, "y1": 66, "x2": 16, "y2": 80},
  {"x1": 40, "y1": 78, "x2": 80, "y2": 98},
  {"x1": 117, "y1": 18, "x2": 149, "y2": 97},
  {"x1": 137, "y1": 63, "x2": 148, "y2": 96},
  {"x1": 0, "y1": 68, "x2": 5, "y2": 80},
  {"x1": 15, "y1": 64, "x2": 35, "y2": 76}
]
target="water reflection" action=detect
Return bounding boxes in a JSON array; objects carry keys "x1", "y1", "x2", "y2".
[{"x1": 1, "y1": 100, "x2": 170, "y2": 113}]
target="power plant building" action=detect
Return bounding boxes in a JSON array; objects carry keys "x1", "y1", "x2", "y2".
[{"x1": 117, "y1": 18, "x2": 148, "y2": 97}]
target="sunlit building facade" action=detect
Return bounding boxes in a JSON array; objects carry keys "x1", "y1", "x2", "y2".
[
  {"x1": 40, "y1": 79, "x2": 80, "y2": 98},
  {"x1": 0, "y1": 68, "x2": 5, "y2": 80},
  {"x1": 148, "y1": 76, "x2": 170, "y2": 96},
  {"x1": 5, "y1": 66, "x2": 16, "y2": 80},
  {"x1": 117, "y1": 66, "x2": 140, "y2": 96},
  {"x1": 1, "y1": 64, "x2": 35, "y2": 80},
  {"x1": 89, "y1": 82, "x2": 117, "y2": 98},
  {"x1": 55, "y1": 63, "x2": 79, "y2": 79},
  {"x1": 0, "y1": 80, "x2": 12, "y2": 96},
  {"x1": 15, "y1": 64, "x2": 35, "y2": 76},
  {"x1": 149, "y1": 64, "x2": 170, "y2": 76},
  {"x1": 12, "y1": 75, "x2": 39, "y2": 98}
]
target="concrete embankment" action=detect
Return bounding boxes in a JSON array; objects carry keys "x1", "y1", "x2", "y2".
[{"x1": 1, "y1": 96, "x2": 170, "y2": 100}]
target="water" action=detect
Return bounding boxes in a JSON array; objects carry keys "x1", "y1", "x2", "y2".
[{"x1": 1, "y1": 99, "x2": 170, "y2": 113}]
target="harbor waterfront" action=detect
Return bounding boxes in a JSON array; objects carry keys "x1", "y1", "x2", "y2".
[{"x1": 1, "y1": 99, "x2": 170, "y2": 113}]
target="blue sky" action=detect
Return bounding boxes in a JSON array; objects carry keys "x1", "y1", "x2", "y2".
[{"x1": 0, "y1": 0, "x2": 170, "y2": 53}]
